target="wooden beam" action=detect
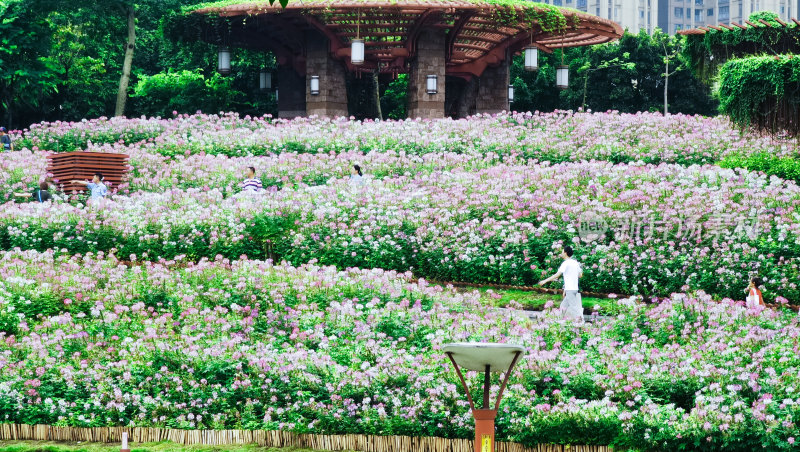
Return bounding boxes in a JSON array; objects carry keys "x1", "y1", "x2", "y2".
[
  {"x1": 454, "y1": 43, "x2": 492, "y2": 52},
  {"x1": 447, "y1": 11, "x2": 477, "y2": 60}
]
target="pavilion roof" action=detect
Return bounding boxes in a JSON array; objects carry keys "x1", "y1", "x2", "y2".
[{"x1": 190, "y1": 0, "x2": 622, "y2": 77}]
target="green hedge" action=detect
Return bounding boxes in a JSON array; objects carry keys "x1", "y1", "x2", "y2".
[
  {"x1": 720, "y1": 152, "x2": 800, "y2": 184},
  {"x1": 718, "y1": 54, "x2": 800, "y2": 136}
]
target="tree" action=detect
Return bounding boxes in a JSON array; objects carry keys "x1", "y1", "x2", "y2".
[{"x1": 0, "y1": 0, "x2": 58, "y2": 127}]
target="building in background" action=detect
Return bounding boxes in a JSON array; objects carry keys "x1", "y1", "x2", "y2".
[
  {"x1": 535, "y1": 0, "x2": 659, "y2": 33},
  {"x1": 532, "y1": 0, "x2": 794, "y2": 34},
  {"x1": 659, "y1": 0, "x2": 794, "y2": 34}
]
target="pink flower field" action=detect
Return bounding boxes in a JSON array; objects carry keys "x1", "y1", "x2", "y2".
[{"x1": 1, "y1": 111, "x2": 799, "y2": 450}]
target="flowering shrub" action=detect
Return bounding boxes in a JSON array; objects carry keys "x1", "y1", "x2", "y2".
[
  {"x1": 0, "y1": 250, "x2": 798, "y2": 450},
  {"x1": 0, "y1": 162, "x2": 798, "y2": 303}
]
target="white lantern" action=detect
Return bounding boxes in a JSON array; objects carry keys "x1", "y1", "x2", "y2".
[
  {"x1": 426, "y1": 75, "x2": 438, "y2": 94},
  {"x1": 310, "y1": 75, "x2": 320, "y2": 95},
  {"x1": 351, "y1": 39, "x2": 365, "y2": 65},
  {"x1": 275, "y1": 89, "x2": 279, "y2": 101},
  {"x1": 259, "y1": 71, "x2": 272, "y2": 91},
  {"x1": 556, "y1": 65, "x2": 569, "y2": 90},
  {"x1": 508, "y1": 84, "x2": 514, "y2": 102},
  {"x1": 218, "y1": 46, "x2": 231, "y2": 75},
  {"x1": 524, "y1": 46, "x2": 539, "y2": 71}
]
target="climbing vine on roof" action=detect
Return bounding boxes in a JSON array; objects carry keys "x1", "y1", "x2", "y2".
[{"x1": 682, "y1": 11, "x2": 800, "y2": 82}]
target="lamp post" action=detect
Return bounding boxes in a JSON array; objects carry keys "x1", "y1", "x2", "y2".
[
  {"x1": 443, "y1": 343, "x2": 524, "y2": 452},
  {"x1": 120, "y1": 432, "x2": 130, "y2": 452}
]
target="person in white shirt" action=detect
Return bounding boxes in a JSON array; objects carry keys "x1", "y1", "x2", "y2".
[
  {"x1": 350, "y1": 164, "x2": 364, "y2": 186},
  {"x1": 537, "y1": 245, "x2": 584, "y2": 321},
  {"x1": 71, "y1": 173, "x2": 108, "y2": 206},
  {"x1": 241, "y1": 166, "x2": 263, "y2": 192}
]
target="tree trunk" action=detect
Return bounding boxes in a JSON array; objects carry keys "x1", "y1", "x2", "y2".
[
  {"x1": 115, "y1": 5, "x2": 136, "y2": 117},
  {"x1": 373, "y1": 71, "x2": 382, "y2": 120},
  {"x1": 664, "y1": 59, "x2": 669, "y2": 116}
]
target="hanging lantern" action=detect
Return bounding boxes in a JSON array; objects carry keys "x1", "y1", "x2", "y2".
[
  {"x1": 218, "y1": 46, "x2": 231, "y2": 75},
  {"x1": 508, "y1": 84, "x2": 515, "y2": 102},
  {"x1": 524, "y1": 46, "x2": 539, "y2": 72},
  {"x1": 351, "y1": 39, "x2": 365, "y2": 65},
  {"x1": 426, "y1": 75, "x2": 438, "y2": 94},
  {"x1": 556, "y1": 65, "x2": 569, "y2": 90},
  {"x1": 310, "y1": 76, "x2": 320, "y2": 95},
  {"x1": 259, "y1": 71, "x2": 272, "y2": 91}
]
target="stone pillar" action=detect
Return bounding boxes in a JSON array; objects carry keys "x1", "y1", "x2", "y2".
[
  {"x1": 476, "y1": 60, "x2": 510, "y2": 115},
  {"x1": 305, "y1": 32, "x2": 348, "y2": 118},
  {"x1": 407, "y1": 28, "x2": 446, "y2": 119},
  {"x1": 277, "y1": 65, "x2": 306, "y2": 119}
]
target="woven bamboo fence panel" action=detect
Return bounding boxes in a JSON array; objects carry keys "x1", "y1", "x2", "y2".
[{"x1": 0, "y1": 424, "x2": 611, "y2": 452}]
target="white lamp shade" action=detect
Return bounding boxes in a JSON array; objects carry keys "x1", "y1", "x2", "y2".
[
  {"x1": 524, "y1": 46, "x2": 539, "y2": 71},
  {"x1": 310, "y1": 75, "x2": 320, "y2": 95},
  {"x1": 218, "y1": 46, "x2": 231, "y2": 74},
  {"x1": 508, "y1": 84, "x2": 514, "y2": 102},
  {"x1": 351, "y1": 39, "x2": 365, "y2": 65},
  {"x1": 426, "y1": 75, "x2": 438, "y2": 94},
  {"x1": 259, "y1": 71, "x2": 272, "y2": 90},
  {"x1": 556, "y1": 65, "x2": 569, "y2": 89}
]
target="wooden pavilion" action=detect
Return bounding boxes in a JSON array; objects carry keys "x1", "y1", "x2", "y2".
[{"x1": 189, "y1": 0, "x2": 623, "y2": 118}]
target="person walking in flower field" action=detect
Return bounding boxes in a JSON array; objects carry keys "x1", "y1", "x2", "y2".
[
  {"x1": 537, "y1": 245, "x2": 584, "y2": 321},
  {"x1": 745, "y1": 276, "x2": 765, "y2": 308}
]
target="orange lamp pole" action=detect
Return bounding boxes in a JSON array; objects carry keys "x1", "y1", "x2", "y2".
[{"x1": 445, "y1": 346, "x2": 522, "y2": 452}]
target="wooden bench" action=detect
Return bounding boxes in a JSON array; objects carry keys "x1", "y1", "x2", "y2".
[{"x1": 46, "y1": 152, "x2": 130, "y2": 194}]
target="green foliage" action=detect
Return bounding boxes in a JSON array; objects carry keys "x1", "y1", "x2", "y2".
[
  {"x1": 718, "y1": 54, "x2": 800, "y2": 136},
  {"x1": 0, "y1": 0, "x2": 59, "y2": 127},
  {"x1": 380, "y1": 74, "x2": 407, "y2": 120},
  {"x1": 131, "y1": 69, "x2": 247, "y2": 117},
  {"x1": 682, "y1": 10, "x2": 800, "y2": 82},
  {"x1": 720, "y1": 152, "x2": 800, "y2": 183},
  {"x1": 511, "y1": 30, "x2": 717, "y2": 115}
]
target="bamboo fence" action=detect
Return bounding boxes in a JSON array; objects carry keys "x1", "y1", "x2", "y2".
[{"x1": 0, "y1": 424, "x2": 611, "y2": 452}]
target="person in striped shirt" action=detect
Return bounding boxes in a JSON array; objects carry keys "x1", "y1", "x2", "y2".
[{"x1": 241, "y1": 166, "x2": 263, "y2": 192}]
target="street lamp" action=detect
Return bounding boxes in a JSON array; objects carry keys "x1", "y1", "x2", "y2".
[{"x1": 443, "y1": 343, "x2": 524, "y2": 452}]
